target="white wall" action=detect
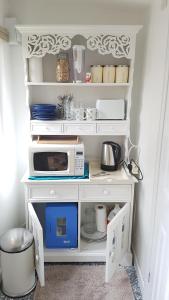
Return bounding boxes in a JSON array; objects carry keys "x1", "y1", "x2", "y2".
[
  {"x1": 7, "y1": 0, "x2": 149, "y2": 25},
  {"x1": 132, "y1": 0, "x2": 169, "y2": 297}
]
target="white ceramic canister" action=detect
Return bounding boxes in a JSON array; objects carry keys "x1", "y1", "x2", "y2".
[
  {"x1": 91, "y1": 65, "x2": 103, "y2": 83},
  {"x1": 103, "y1": 65, "x2": 116, "y2": 83},
  {"x1": 29, "y1": 57, "x2": 43, "y2": 82},
  {"x1": 115, "y1": 65, "x2": 129, "y2": 83}
]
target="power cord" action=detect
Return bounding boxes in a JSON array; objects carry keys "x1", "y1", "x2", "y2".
[
  {"x1": 122, "y1": 159, "x2": 143, "y2": 181},
  {"x1": 121, "y1": 137, "x2": 143, "y2": 181}
]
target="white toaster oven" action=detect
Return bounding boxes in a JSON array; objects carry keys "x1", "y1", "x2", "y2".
[{"x1": 96, "y1": 99, "x2": 125, "y2": 120}]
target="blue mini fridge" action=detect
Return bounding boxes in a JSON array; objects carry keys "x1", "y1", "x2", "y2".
[{"x1": 45, "y1": 203, "x2": 78, "y2": 248}]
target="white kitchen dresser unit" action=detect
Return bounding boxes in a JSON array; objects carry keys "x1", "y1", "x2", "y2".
[{"x1": 17, "y1": 25, "x2": 142, "y2": 287}]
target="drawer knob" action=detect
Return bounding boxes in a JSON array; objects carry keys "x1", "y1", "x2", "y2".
[
  {"x1": 50, "y1": 189, "x2": 55, "y2": 195},
  {"x1": 103, "y1": 190, "x2": 109, "y2": 195}
]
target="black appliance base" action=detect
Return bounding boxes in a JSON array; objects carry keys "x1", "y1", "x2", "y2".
[{"x1": 101, "y1": 164, "x2": 118, "y2": 171}]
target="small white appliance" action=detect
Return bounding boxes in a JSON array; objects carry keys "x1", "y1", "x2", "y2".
[
  {"x1": 29, "y1": 141, "x2": 84, "y2": 176},
  {"x1": 96, "y1": 99, "x2": 125, "y2": 120}
]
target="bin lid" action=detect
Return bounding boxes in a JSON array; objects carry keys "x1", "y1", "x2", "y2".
[{"x1": 0, "y1": 228, "x2": 34, "y2": 253}]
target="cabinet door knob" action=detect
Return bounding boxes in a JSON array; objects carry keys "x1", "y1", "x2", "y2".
[
  {"x1": 103, "y1": 189, "x2": 109, "y2": 195},
  {"x1": 50, "y1": 189, "x2": 55, "y2": 195}
]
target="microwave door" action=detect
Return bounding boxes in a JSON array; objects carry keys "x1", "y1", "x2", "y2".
[{"x1": 32, "y1": 150, "x2": 75, "y2": 176}]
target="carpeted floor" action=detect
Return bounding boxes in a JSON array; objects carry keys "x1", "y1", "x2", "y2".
[
  {"x1": 0, "y1": 264, "x2": 142, "y2": 300},
  {"x1": 34, "y1": 265, "x2": 134, "y2": 300}
]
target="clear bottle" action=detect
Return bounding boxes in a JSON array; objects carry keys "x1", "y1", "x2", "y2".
[{"x1": 73, "y1": 45, "x2": 86, "y2": 83}]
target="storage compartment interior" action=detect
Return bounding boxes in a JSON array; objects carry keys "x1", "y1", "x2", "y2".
[
  {"x1": 27, "y1": 35, "x2": 131, "y2": 84},
  {"x1": 80, "y1": 202, "x2": 125, "y2": 253},
  {"x1": 32, "y1": 202, "x2": 79, "y2": 250}
]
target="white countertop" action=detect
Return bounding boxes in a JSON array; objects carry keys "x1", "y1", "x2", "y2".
[{"x1": 22, "y1": 161, "x2": 135, "y2": 185}]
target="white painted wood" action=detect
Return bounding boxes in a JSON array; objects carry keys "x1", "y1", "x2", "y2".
[
  {"x1": 96, "y1": 122, "x2": 129, "y2": 136},
  {"x1": 105, "y1": 202, "x2": 129, "y2": 282},
  {"x1": 29, "y1": 184, "x2": 78, "y2": 202},
  {"x1": 26, "y1": 82, "x2": 130, "y2": 87},
  {"x1": 79, "y1": 185, "x2": 131, "y2": 202},
  {"x1": 16, "y1": 25, "x2": 141, "y2": 59},
  {"x1": 30, "y1": 122, "x2": 63, "y2": 135},
  {"x1": 64, "y1": 123, "x2": 96, "y2": 135},
  {"x1": 30, "y1": 120, "x2": 129, "y2": 136},
  {"x1": 28, "y1": 203, "x2": 45, "y2": 287}
]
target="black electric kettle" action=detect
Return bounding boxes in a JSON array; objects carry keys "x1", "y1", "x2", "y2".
[{"x1": 101, "y1": 141, "x2": 121, "y2": 171}]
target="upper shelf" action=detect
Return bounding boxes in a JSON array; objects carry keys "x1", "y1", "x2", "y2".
[
  {"x1": 16, "y1": 25, "x2": 142, "y2": 59},
  {"x1": 26, "y1": 82, "x2": 131, "y2": 87}
]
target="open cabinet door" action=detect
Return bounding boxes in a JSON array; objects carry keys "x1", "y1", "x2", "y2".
[
  {"x1": 28, "y1": 203, "x2": 45, "y2": 287},
  {"x1": 105, "y1": 202, "x2": 130, "y2": 283}
]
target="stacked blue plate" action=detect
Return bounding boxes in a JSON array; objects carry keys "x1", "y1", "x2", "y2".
[{"x1": 31, "y1": 104, "x2": 57, "y2": 120}]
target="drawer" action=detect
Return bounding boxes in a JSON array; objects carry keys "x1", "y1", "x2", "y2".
[
  {"x1": 30, "y1": 122, "x2": 63, "y2": 135},
  {"x1": 96, "y1": 122, "x2": 129, "y2": 135},
  {"x1": 63, "y1": 123, "x2": 96, "y2": 135},
  {"x1": 29, "y1": 185, "x2": 78, "y2": 202},
  {"x1": 79, "y1": 184, "x2": 131, "y2": 202}
]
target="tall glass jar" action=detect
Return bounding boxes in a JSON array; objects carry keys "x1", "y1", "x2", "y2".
[{"x1": 56, "y1": 53, "x2": 69, "y2": 82}]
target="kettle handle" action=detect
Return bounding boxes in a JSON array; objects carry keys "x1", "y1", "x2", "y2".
[{"x1": 110, "y1": 142, "x2": 121, "y2": 164}]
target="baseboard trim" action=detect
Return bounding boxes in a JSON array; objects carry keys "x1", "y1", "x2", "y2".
[{"x1": 132, "y1": 248, "x2": 144, "y2": 297}]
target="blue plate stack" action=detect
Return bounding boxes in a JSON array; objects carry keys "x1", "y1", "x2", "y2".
[{"x1": 31, "y1": 104, "x2": 57, "y2": 120}]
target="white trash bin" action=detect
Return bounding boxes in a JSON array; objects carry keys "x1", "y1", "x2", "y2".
[{"x1": 0, "y1": 228, "x2": 36, "y2": 298}]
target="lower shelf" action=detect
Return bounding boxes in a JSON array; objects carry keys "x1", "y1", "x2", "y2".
[{"x1": 44, "y1": 239, "x2": 106, "y2": 262}]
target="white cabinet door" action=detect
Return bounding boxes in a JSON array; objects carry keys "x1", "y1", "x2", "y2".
[
  {"x1": 28, "y1": 203, "x2": 45, "y2": 287},
  {"x1": 105, "y1": 202, "x2": 130, "y2": 282}
]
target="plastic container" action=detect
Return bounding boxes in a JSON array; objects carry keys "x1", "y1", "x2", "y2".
[{"x1": 0, "y1": 228, "x2": 35, "y2": 298}]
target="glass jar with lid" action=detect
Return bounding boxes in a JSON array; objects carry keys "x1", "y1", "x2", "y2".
[
  {"x1": 56, "y1": 53, "x2": 69, "y2": 82},
  {"x1": 103, "y1": 65, "x2": 116, "y2": 83},
  {"x1": 91, "y1": 65, "x2": 103, "y2": 83},
  {"x1": 115, "y1": 65, "x2": 129, "y2": 83}
]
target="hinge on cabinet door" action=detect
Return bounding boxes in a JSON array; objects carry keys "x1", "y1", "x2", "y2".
[{"x1": 148, "y1": 272, "x2": 151, "y2": 283}]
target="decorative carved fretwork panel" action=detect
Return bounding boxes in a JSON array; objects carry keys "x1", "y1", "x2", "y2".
[
  {"x1": 27, "y1": 34, "x2": 72, "y2": 57},
  {"x1": 24, "y1": 33, "x2": 131, "y2": 58},
  {"x1": 87, "y1": 34, "x2": 131, "y2": 58}
]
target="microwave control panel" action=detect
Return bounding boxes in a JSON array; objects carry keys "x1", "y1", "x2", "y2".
[{"x1": 75, "y1": 151, "x2": 84, "y2": 176}]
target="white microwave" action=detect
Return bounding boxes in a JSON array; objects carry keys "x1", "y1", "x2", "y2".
[{"x1": 28, "y1": 142, "x2": 84, "y2": 177}]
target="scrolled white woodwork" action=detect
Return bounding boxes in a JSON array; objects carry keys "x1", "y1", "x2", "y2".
[
  {"x1": 87, "y1": 34, "x2": 131, "y2": 58},
  {"x1": 27, "y1": 34, "x2": 71, "y2": 57}
]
